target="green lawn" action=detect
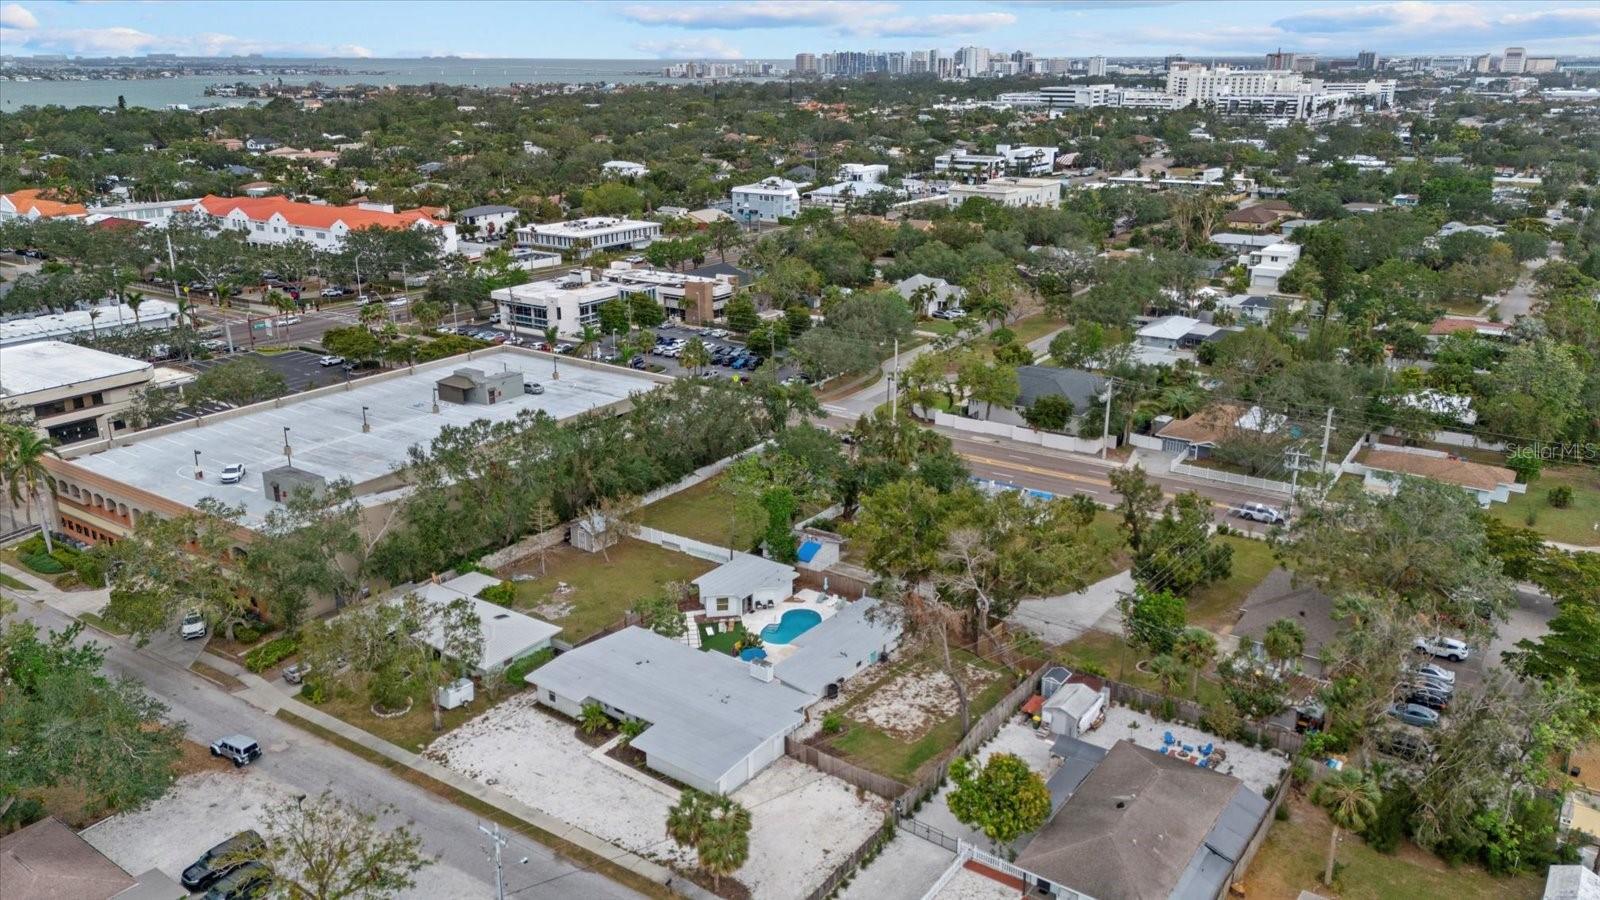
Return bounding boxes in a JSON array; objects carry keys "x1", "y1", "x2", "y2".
[
  {"x1": 822, "y1": 649, "x2": 1016, "y2": 783},
  {"x1": 505, "y1": 538, "x2": 716, "y2": 643},
  {"x1": 311, "y1": 683, "x2": 533, "y2": 754},
  {"x1": 1059, "y1": 629, "x2": 1227, "y2": 706},
  {"x1": 700, "y1": 621, "x2": 754, "y2": 655},
  {"x1": 1005, "y1": 315, "x2": 1069, "y2": 348},
  {"x1": 638, "y1": 475, "x2": 754, "y2": 547},
  {"x1": 1083, "y1": 510, "x2": 1132, "y2": 584},
  {"x1": 1186, "y1": 536, "x2": 1278, "y2": 629},
  {"x1": 78, "y1": 611, "x2": 127, "y2": 635},
  {"x1": 1491, "y1": 466, "x2": 1600, "y2": 546},
  {"x1": 917, "y1": 318, "x2": 960, "y2": 336},
  {"x1": 0, "y1": 571, "x2": 34, "y2": 591},
  {"x1": 1246, "y1": 793, "x2": 1542, "y2": 900}
]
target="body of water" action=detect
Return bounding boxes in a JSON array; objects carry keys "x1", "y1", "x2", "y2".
[{"x1": 0, "y1": 57, "x2": 789, "y2": 110}]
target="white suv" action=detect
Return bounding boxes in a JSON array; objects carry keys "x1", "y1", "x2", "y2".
[
  {"x1": 180, "y1": 611, "x2": 207, "y2": 640},
  {"x1": 1414, "y1": 636, "x2": 1470, "y2": 662},
  {"x1": 1236, "y1": 502, "x2": 1287, "y2": 524}
]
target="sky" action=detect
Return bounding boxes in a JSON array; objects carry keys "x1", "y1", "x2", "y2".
[{"x1": 2, "y1": 1, "x2": 1599, "y2": 61}]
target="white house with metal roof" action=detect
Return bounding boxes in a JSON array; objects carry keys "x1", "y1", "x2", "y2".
[
  {"x1": 695, "y1": 553, "x2": 798, "y2": 619},
  {"x1": 772, "y1": 598, "x2": 901, "y2": 699},
  {"x1": 405, "y1": 573, "x2": 561, "y2": 675},
  {"x1": 526, "y1": 626, "x2": 809, "y2": 793}
]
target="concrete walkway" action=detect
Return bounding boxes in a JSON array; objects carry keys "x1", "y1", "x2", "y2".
[
  {"x1": 1008, "y1": 569, "x2": 1132, "y2": 644},
  {"x1": 1, "y1": 561, "x2": 108, "y2": 616},
  {"x1": 196, "y1": 651, "x2": 711, "y2": 899}
]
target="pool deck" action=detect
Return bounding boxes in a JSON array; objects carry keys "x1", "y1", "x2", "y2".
[{"x1": 739, "y1": 590, "x2": 842, "y2": 664}]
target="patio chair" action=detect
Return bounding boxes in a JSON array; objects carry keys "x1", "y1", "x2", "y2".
[
  {"x1": 1183, "y1": 744, "x2": 1195, "y2": 754},
  {"x1": 1201, "y1": 742, "x2": 1214, "y2": 756},
  {"x1": 1163, "y1": 731, "x2": 1176, "y2": 746}
]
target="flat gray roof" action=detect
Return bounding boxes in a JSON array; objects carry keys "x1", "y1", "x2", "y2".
[
  {"x1": 693, "y1": 553, "x2": 796, "y2": 599},
  {"x1": 63, "y1": 349, "x2": 666, "y2": 527},
  {"x1": 0, "y1": 341, "x2": 151, "y2": 397},
  {"x1": 528, "y1": 627, "x2": 809, "y2": 789},
  {"x1": 774, "y1": 598, "x2": 901, "y2": 697},
  {"x1": 0, "y1": 300, "x2": 179, "y2": 347}
]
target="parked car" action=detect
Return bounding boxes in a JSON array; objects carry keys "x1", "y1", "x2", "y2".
[
  {"x1": 219, "y1": 463, "x2": 247, "y2": 484},
  {"x1": 275, "y1": 316, "x2": 300, "y2": 326},
  {"x1": 319, "y1": 286, "x2": 348, "y2": 298},
  {"x1": 282, "y1": 661, "x2": 312, "y2": 684},
  {"x1": 629, "y1": 355, "x2": 646, "y2": 369},
  {"x1": 931, "y1": 308, "x2": 965, "y2": 320},
  {"x1": 1387, "y1": 702, "x2": 1441, "y2": 729},
  {"x1": 209, "y1": 734, "x2": 262, "y2": 767},
  {"x1": 386, "y1": 297, "x2": 409, "y2": 308},
  {"x1": 181, "y1": 830, "x2": 265, "y2": 890},
  {"x1": 180, "y1": 611, "x2": 207, "y2": 640},
  {"x1": 203, "y1": 860, "x2": 272, "y2": 900},
  {"x1": 318, "y1": 355, "x2": 344, "y2": 367},
  {"x1": 355, "y1": 294, "x2": 376, "y2": 305},
  {"x1": 1414, "y1": 636, "x2": 1470, "y2": 662},
  {"x1": 1405, "y1": 673, "x2": 1455, "y2": 697},
  {"x1": 1234, "y1": 502, "x2": 1287, "y2": 525},
  {"x1": 1375, "y1": 730, "x2": 1433, "y2": 763},
  {"x1": 1404, "y1": 686, "x2": 1451, "y2": 711},
  {"x1": 523, "y1": 382, "x2": 545, "y2": 395},
  {"x1": 1410, "y1": 662, "x2": 1457, "y2": 685}
]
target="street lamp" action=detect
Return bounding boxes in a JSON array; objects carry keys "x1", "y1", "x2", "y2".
[
  {"x1": 282, "y1": 426, "x2": 293, "y2": 469},
  {"x1": 193, "y1": 449, "x2": 203, "y2": 480}
]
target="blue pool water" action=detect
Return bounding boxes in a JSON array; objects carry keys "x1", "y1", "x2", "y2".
[
  {"x1": 760, "y1": 609, "x2": 822, "y2": 644},
  {"x1": 739, "y1": 647, "x2": 768, "y2": 662}
]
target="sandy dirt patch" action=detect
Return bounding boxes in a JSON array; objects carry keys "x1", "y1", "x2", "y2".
[
  {"x1": 849, "y1": 661, "x2": 1001, "y2": 740},
  {"x1": 426, "y1": 692, "x2": 887, "y2": 898}
]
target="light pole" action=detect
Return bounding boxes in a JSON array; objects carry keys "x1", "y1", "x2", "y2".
[
  {"x1": 282, "y1": 427, "x2": 293, "y2": 469},
  {"x1": 193, "y1": 450, "x2": 203, "y2": 480},
  {"x1": 478, "y1": 822, "x2": 507, "y2": 900}
]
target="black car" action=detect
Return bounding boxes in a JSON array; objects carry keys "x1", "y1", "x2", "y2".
[
  {"x1": 1404, "y1": 687, "x2": 1451, "y2": 711},
  {"x1": 181, "y1": 830, "x2": 265, "y2": 890},
  {"x1": 203, "y1": 860, "x2": 273, "y2": 900}
]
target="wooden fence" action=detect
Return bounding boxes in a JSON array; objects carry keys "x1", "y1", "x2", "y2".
[
  {"x1": 784, "y1": 738, "x2": 906, "y2": 800},
  {"x1": 898, "y1": 663, "x2": 1048, "y2": 814},
  {"x1": 802, "y1": 816, "x2": 896, "y2": 900}
]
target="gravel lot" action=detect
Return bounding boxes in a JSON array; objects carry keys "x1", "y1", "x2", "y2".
[
  {"x1": 80, "y1": 768, "x2": 493, "y2": 899},
  {"x1": 426, "y1": 692, "x2": 887, "y2": 899}
]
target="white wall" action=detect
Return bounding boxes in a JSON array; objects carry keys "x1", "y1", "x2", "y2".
[{"x1": 931, "y1": 411, "x2": 1115, "y2": 454}]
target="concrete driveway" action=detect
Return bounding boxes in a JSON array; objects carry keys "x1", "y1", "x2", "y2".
[{"x1": 1008, "y1": 569, "x2": 1132, "y2": 644}]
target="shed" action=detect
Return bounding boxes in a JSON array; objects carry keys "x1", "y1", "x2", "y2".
[
  {"x1": 793, "y1": 528, "x2": 844, "y2": 571},
  {"x1": 1041, "y1": 682, "x2": 1107, "y2": 738},
  {"x1": 694, "y1": 553, "x2": 797, "y2": 618}
]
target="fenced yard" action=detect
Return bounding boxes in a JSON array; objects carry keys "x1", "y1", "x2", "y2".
[
  {"x1": 637, "y1": 473, "x2": 758, "y2": 547},
  {"x1": 500, "y1": 538, "x2": 716, "y2": 643}
]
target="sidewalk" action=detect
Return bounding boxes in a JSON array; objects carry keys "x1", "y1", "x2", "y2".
[
  {"x1": 0, "y1": 561, "x2": 109, "y2": 617},
  {"x1": 199, "y1": 651, "x2": 710, "y2": 899}
]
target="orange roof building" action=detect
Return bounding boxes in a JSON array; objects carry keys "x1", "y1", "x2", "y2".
[
  {"x1": 189, "y1": 195, "x2": 457, "y2": 253},
  {"x1": 0, "y1": 188, "x2": 88, "y2": 221}
]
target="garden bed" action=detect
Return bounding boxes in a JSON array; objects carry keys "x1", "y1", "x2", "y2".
[{"x1": 503, "y1": 538, "x2": 716, "y2": 644}]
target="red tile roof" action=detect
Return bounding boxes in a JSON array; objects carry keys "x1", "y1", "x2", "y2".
[
  {"x1": 2, "y1": 188, "x2": 87, "y2": 219},
  {"x1": 192, "y1": 195, "x2": 448, "y2": 230}
]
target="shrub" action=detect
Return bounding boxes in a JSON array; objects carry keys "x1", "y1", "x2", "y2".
[
  {"x1": 1507, "y1": 452, "x2": 1541, "y2": 484},
  {"x1": 1274, "y1": 802, "x2": 1290, "y2": 822},
  {"x1": 1363, "y1": 782, "x2": 1414, "y2": 854},
  {"x1": 70, "y1": 552, "x2": 104, "y2": 586},
  {"x1": 368, "y1": 666, "x2": 412, "y2": 711},
  {"x1": 990, "y1": 327, "x2": 1015, "y2": 346},
  {"x1": 232, "y1": 625, "x2": 262, "y2": 645},
  {"x1": 477, "y1": 582, "x2": 517, "y2": 607},
  {"x1": 16, "y1": 534, "x2": 47, "y2": 556},
  {"x1": 21, "y1": 553, "x2": 66, "y2": 574},
  {"x1": 0, "y1": 796, "x2": 45, "y2": 831},
  {"x1": 244, "y1": 635, "x2": 299, "y2": 672},
  {"x1": 1548, "y1": 485, "x2": 1573, "y2": 509},
  {"x1": 299, "y1": 678, "x2": 331, "y2": 705},
  {"x1": 822, "y1": 712, "x2": 845, "y2": 734},
  {"x1": 1199, "y1": 698, "x2": 1242, "y2": 740},
  {"x1": 504, "y1": 648, "x2": 554, "y2": 686}
]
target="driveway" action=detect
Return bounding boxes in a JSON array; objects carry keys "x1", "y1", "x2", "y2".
[{"x1": 1008, "y1": 569, "x2": 1132, "y2": 644}]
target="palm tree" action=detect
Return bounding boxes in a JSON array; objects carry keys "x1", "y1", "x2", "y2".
[
  {"x1": 578, "y1": 702, "x2": 611, "y2": 736},
  {"x1": 1312, "y1": 769, "x2": 1379, "y2": 886},
  {"x1": 1158, "y1": 385, "x2": 1206, "y2": 419},
  {"x1": 1, "y1": 426, "x2": 61, "y2": 553},
  {"x1": 87, "y1": 308, "x2": 102, "y2": 340},
  {"x1": 681, "y1": 337, "x2": 710, "y2": 376},
  {"x1": 666, "y1": 790, "x2": 710, "y2": 850},
  {"x1": 544, "y1": 325, "x2": 561, "y2": 379},
  {"x1": 1173, "y1": 627, "x2": 1218, "y2": 697},
  {"x1": 1262, "y1": 618, "x2": 1307, "y2": 673},
  {"x1": 359, "y1": 301, "x2": 386, "y2": 332},
  {"x1": 697, "y1": 795, "x2": 751, "y2": 892},
  {"x1": 577, "y1": 324, "x2": 601, "y2": 360},
  {"x1": 1149, "y1": 654, "x2": 1188, "y2": 703},
  {"x1": 126, "y1": 290, "x2": 145, "y2": 328}
]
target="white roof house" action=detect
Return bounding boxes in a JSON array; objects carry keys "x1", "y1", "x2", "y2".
[
  {"x1": 893, "y1": 274, "x2": 966, "y2": 315},
  {"x1": 407, "y1": 572, "x2": 561, "y2": 674},
  {"x1": 731, "y1": 177, "x2": 805, "y2": 223},
  {"x1": 601, "y1": 160, "x2": 650, "y2": 179},
  {"x1": 694, "y1": 553, "x2": 797, "y2": 618},
  {"x1": 527, "y1": 627, "x2": 810, "y2": 794},
  {"x1": 773, "y1": 598, "x2": 901, "y2": 698}
]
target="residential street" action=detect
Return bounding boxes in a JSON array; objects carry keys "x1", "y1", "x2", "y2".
[{"x1": 1, "y1": 592, "x2": 643, "y2": 900}]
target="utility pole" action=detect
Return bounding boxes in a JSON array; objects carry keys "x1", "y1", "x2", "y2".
[
  {"x1": 1317, "y1": 406, "x2": 1335, "y2": 472},
  {"x1": 1100, "y1": 379, "x2": 1114, "y2": 459},
  {"x1": 478, "y1": 822, "x2": 507, "y2": 900},
  {"x1": 889, "y1": 337, "x2": 899, "y2": 417},
  {"x1": 1286, "y1": 444, "x2": 1310, "y2": 519}
]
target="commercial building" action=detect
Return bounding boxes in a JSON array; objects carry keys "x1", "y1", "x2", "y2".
[
  {"x1": 601, "y1": 160, "x2": 649, "y2": 180},
  {"x1": 934, "y1": 144, "x2": 1058, "y2": 179},
  {"x1": 39, "y1": 348, "x2": 670, "y2": 601},
  {"x1": 0, "y1": 299, "x2": 182, "y2": 349},
  {"x1": 599, "y1": 262, "x2": 739, "y2": 323},
  {"x1": 493, "y1": 271, "x2": 619, "y2": 339},
  {"x1": 1501, "y1": 47, "x2": 1526, "y2": 74},
  {"x1": 731, "y1": 177, "x2": 806, "y2": 223},
  {"x1": 1358, "y1": 50, "x2": 1379, "y2": 70},
  {"x1": 514, "y1": 216, "x2": 661, "y2": 257},
  {"x1": 998, "y1": 65, "x2": 1392, "y2": 123},
  {"x1": 189, "y1": 196, "x2": 458, "y2": 254},
  {"x1": 0, "y1": 341, "x2": 190, "y2": 446},
  {"x1": 793, "y1": 52, "x2": 818, "y2": 74},
  {"x1": 948, "y1": 176, "x2": 1061, "y2": 209}
]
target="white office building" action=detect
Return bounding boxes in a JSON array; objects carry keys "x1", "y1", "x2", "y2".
[
  {"x1": 948, "y1": 177, "x2": 1061, "y2": 209},
  {"x1": 1087, "y1": 56, "x2": 1107, "y2": 77},
  {"x1": 731, "y1": 177, "x2": 805, "y2": 223},
  {"x1": 492, "y1": 272, "x2": 621, "y2": 339},
  {"x1": 599, "y1": 262, "x2": 739, "y2": 324},
  {"x1": 0, "y1": 299, "x2": 182, "y2": 349},
  {"x1": 515, "y1": 216, "x2": 661, "y2": 257}
]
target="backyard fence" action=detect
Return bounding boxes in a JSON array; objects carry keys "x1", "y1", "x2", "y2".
[
  {"x1": 784, "y1": 738, "x2": 907, "y2": 800},
  {"x1": 1104, "y1": 680, "x2": 1305, "y2": 756},
  {"x1": 931, "y1": 411, "x2": 1116, "y2": 455},
  {"x1": 898, "y1": 663, "x2": 1048, "y2": 814},
  {"x1": 901, "y1": 817, "x2": 961, "y2": 852},
  {"x1": 632, "y1": 525, "x2": 736, "y2": 564},
  {"x1": 801, "y1": 815, "x2": 897, "y2": 900}
]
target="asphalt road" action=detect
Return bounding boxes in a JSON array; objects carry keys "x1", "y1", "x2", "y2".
[{"x1": 3, "y1": 596, "x2": 642, "y2": 900}]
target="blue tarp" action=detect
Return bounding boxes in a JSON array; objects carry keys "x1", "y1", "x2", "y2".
[{"x1": 796, "y1": 540, "x2": 822, "y2": 563}]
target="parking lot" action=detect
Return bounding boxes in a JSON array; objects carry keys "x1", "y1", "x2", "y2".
[
  {"x1": 186, "y1": 349, "x2": 365, "y2": 394},
  {"x1": 443, "y1": 321, "x2": 801, "y2": 381}
]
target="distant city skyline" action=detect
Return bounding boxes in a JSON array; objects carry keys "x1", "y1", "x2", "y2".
[{"x1": 2, "y1": 0, "x2": 1599, "y2": 60}]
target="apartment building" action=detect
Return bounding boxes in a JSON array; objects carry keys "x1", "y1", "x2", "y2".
[
  {"x1": 1087, "y1": 56, "x2": 1107, "y2": 77},
  {"x1": 600, "y1": 262, "x2": 739, "y2": 324},
  {"x1": 189, "y1": 196, "x2": 458, "y2": 254},
  {"x1": 731, "y1": 177, "x2": 805, "y2": 223},
  {"x1": 515, "y1": 216, "x2": 661, "y2": 257},
  {"x1": 948, "y1": 177, "x2": 1061, "y2": 209},
  {"x1": 0, "y1": 188, "x2": 87, "y2": 221},
  {"x1": 0, "y1": 341, "x2": 188, "y2": 446}
]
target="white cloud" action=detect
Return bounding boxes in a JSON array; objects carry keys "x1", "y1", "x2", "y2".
[
  {"x1": 622, "y1": 0, "x2": 896, "y2": 30},
  {"x1": 1273, "y1": 2, "x2": 1600, "y2": 45},
  {"x1": 847, "y1": 11, "x2": 1018, "y2": 38},
  {"x1": 632, "y1": 36, "x2": 744, "y2": 60},
  {"x1": 0, "y1": 24, "x2": 378, "y2": 58},
  {"x1": 0, "y1": 3, "x2": 38, "y2": 29}
]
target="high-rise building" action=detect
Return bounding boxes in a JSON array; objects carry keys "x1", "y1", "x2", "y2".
[
  {"x1": 1087, "y1": 56, "x2": 1107, "y2": 77},
  {"x1": 1523, "y1": 57, "x2": 1557, "y2": 74},
  {"x1": 1266, "y1": 49, "x2": 1296, "y2": 71},
  {"x1": 793, "y1": 53, "x2": 817, "y2": 74},
  {"x1": 1357, "y1": 50, "x2": 1378, "y2": 70},
  {"x1": 956, "y1": 46, "x2": 991, "y2": 77},
  {"x1": 1501, "y1": 47, "x2": 1526, "y2": 74},
  {"x1": 1472, "y1": 54, "x2": 1494, "y2": 73}
]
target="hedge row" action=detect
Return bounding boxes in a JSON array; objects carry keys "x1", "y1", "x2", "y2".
[{"x1": 244, "y1": 635, "x2": 299, "y2": 672}]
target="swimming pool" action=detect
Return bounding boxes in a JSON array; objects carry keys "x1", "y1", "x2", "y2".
[{"x1": 760, "y1": 609, "x2": 822, "y2": 644}]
